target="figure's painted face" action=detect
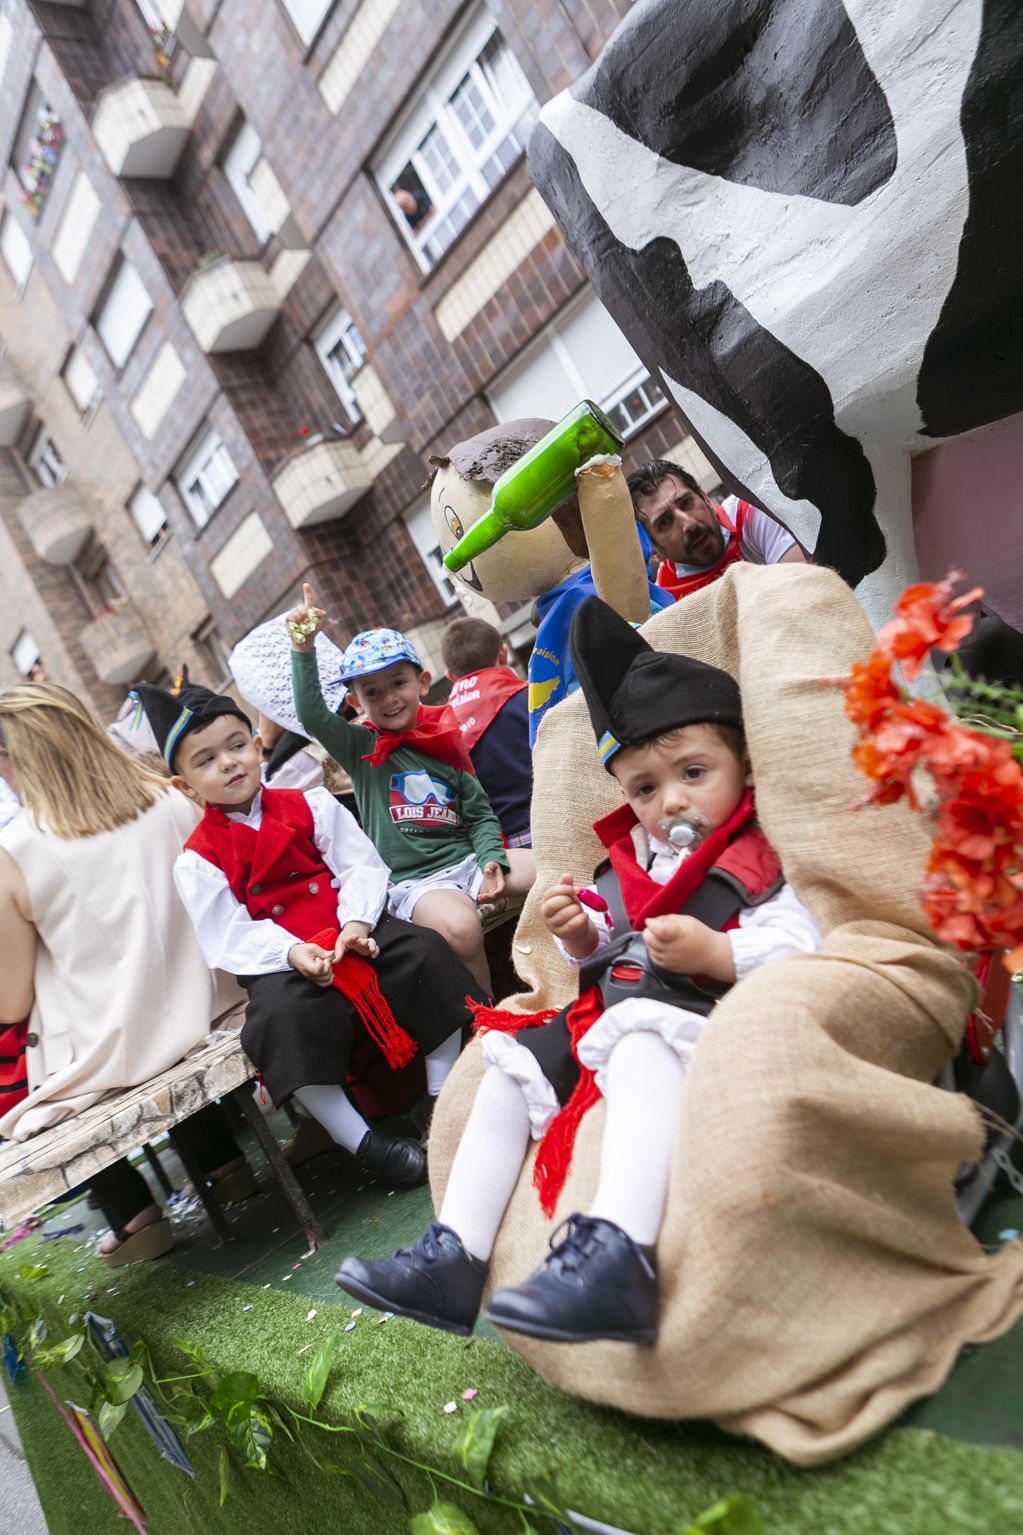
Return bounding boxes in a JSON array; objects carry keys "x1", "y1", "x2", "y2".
[
  {"x1": 634, "y1": 476, "x2": 725, "y2": 568},
  {"x1": 430, "y1": 461, "x2": 582, "y2": 607}
]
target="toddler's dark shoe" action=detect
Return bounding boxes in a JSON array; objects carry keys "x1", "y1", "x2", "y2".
[
  {"x1": 355, "y1": 1128, "x2": 427, "y2": 1188},
  {"x1": 484, "y1": 1214, "x2": 658, "y2": 1343},
  {"x1": 336, "y1": 1222, "x2": 487, "y2": 1335}
]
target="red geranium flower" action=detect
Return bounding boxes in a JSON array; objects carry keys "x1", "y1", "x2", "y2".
[{"x1": 875, "y1": 572, "x2": 982, "y2": 680}]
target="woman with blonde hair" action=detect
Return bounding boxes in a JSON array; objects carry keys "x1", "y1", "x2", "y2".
[{"x1": 0, "y1": 682, "x2": 246, "y2": 1262}]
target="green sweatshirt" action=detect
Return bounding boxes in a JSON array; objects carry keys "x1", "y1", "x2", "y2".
[{"x1": 292, "y1": 648, "x2": 508, "y2": 883}]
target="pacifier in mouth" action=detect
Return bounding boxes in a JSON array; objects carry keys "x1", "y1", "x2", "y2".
[{"x1": 659, "y1": 815, "x2": 705, "y2": 856}]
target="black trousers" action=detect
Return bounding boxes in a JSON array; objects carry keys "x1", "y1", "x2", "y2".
[
  {"x1": 89, "y1": 1102, "x2": 240, "y2": 1230},
  {"x1": 239, "y1": 912, "x2": 487, "y2": 1105}
]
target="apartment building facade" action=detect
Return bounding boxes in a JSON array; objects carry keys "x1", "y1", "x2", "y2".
[{"x1": 0, "y1": 0, "x2": 715, "y2": 716}]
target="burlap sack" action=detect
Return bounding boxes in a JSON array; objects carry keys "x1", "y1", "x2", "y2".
[{"x1": 430, "y1": 562, "x2": 1023, "y2": 1465}]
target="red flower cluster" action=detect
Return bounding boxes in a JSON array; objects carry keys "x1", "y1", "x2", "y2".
[{"x1": 841, "y1": 574, "x2": 1023, "y2": 971}]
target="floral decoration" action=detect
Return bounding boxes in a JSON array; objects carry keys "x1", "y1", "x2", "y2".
[{"x1": 18, "y1": 104, "x2": 65, "y2": 218}]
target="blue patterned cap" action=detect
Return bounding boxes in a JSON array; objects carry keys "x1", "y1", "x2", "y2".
[{"x1": 338, "y1": 628, "x2": 423, "y2": 683}]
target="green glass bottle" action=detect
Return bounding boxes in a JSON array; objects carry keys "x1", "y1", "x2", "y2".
[{"x1": 443, "y1": 400, "x2": 624, "y2": 572}]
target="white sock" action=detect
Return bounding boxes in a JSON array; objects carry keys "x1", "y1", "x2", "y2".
[
  {"x1": 293, "y1": 1084, "x2": 370, "y2": 1154},
  {"x1": 588, "y1": 1030, "x2": 687, "y2": 1248},
  {"x1": 424, "y1": 1030, "x2": 462, "y2": 1097},
  {"x1": 438, "y1": 1066, "x2": 530, "y2": 1262}
]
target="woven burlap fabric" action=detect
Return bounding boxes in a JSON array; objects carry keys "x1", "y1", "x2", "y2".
[{"x1": 430, "y1": 562, "x2": 1023, "y2": 1464}]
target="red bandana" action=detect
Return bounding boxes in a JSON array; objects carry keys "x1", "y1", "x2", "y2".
[
  {"x1": 363, "y1": 703, "x2": 475, "y2": 775},
  {"x1": 447, "y1": 667, "x2": 527, "y2": 752},
  {"x1": 655, "y1": 500, "x2": 752, "y2": 601}
]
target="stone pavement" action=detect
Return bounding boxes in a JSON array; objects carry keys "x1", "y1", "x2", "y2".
[{"x1": 0, "y1": 1375, "x2": 48, "y2": 1534}]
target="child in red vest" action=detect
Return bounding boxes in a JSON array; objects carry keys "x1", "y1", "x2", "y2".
[
  {"x1": 337, "y1": 598, "x2": 819, "y2": 1338},
  {"x1": 135, "y1": 679, "x2": 488, "y2": 1190}
]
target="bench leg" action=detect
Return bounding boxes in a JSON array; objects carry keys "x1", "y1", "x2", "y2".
[
  {"x1": 141, "y1": 1142, "x2": 176, "y2": 1199},
  {"x1": 168, "y1": 1129, "x2": 233, "y2": 1246},
  {"x1": 231, "y1": 1087, "x2": 327, "y2": 1251}
]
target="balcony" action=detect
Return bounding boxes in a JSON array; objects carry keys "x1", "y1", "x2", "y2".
[
  {"x1": 272, "y1": 437, "x2": 374, "y2": 529},
  {"x1": 182, "y1": 259, "x2": 282, "y2": 353},
  {"x1": 0, "y1": 377, "x2": 30, "y2": 448},
  {"x1": 18, "y1": 485, "x2": 93, "y2": 565},
  {"x1": 351, "y1": 364, "x2": 404, "y2": 445},
  {"x1": 92, "y1": 60, "x2": 216, "y2": 179},
  {"x1": 79, "y1": 602, "x2": 154, "y2": 686}
]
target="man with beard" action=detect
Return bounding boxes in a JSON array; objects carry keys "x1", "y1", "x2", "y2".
[{"x1": 629, "y1": 461, "x2": 805, "y2": 601}]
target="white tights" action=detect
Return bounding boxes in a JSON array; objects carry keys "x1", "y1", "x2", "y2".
[{"x1": 295, "y1": 1028, "x2": 463, "y2": 1152}]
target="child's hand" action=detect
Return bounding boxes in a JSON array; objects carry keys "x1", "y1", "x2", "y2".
[
  {"x1": 642, "y1": 915, "x2": 734, "y2": 982},
  {"x1": 541, "y1": 874, "x2": 599, "y2": 960},
  {"x1": 288, "y1": 941, "x2": 335, "y2": 986},
  {"x1": 286, "y1": 582, "x2": 327, "y2": 651},
  {"x1": 477, "y1": 862, "x2": 506, "y2": 903},
  {"x1": 334, "y1": 922, "x2": 379, "y2": 961}
]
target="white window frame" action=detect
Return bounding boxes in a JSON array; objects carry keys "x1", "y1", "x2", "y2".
[
  {"x1": 27, "y1": 426, "x2": 67, "y2": 488},
  {"x1": 278, "y1": 0, "x2": 333, "y2": 47},
  {"x1": 224, "y1": 121, "x2": 274, "y2": 244},
  {"x1": 133, "y1": 0, "x2": 168, "y2": 31},
  {"x1": 0, "y1": 211, "x2": 33, "y2": 289},
  {"x1": 95, "y1": 258, "x2": 153, "y2": 369},
  {"x1": 62, "y1": 344, "x2": 101, "y2": 416},
  {"x1": 375, "y1": 12, "x2": 538, "y2": 273},
  {"x1": 601, "y1": 364, "x2": 668, "y2": 440},
  {"x1": 128, "y1": 483, "x2": 168, "y2": 547},
  {"x1": 404, "y1": 495, "x2": 459, "y2": 608},
  {"x1": 175, "y1": 426, "x2": 239, "y2": 527},
  {"x1": 313, "y1": 305, "x2": 366, "y2": 422},
  {"x1": 11, "y1": 630, "x2": 40, "y2": 676},
  {"x1": 487, "y1": 289, "x2": 669, "y2": 443}
]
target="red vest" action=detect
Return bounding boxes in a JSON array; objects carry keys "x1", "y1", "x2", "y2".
[
  {"x1": 655, "y1": 500, "x2": 752, "y2": 600},
  {"x1": 186, "y1": 787, "x2": 338, "y2": 944},
  {"x1": 447, "y1": 667, "x2": 527, "y2": 752}
]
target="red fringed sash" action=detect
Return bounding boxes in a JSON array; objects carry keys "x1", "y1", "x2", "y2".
[{"x1": 309, "y1": 926, "x2": 417, "y2": 1070}]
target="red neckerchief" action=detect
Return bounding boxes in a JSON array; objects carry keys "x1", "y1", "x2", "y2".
[
  {"x1": 655, "y1": 500, "x2": 751, "y2": 600},
  {"x1": 363, "y1": 703, "x2": 475, "y2": 774},
  {"x1": 447, "y1": 667, "x2": 527, "y2": 752}
]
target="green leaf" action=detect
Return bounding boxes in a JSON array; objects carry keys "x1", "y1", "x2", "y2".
[
  {"x1": 352, "y1": 1451, "x2": 408, "y2": 1510},
  {"x1": 302, "y1": 1339, "x2": 335, "y2": 1413},
  {"x1": 353, "y1": 1401, "x2": 403, "y2": 1440},
  {"x1": 410, "y1": 1499, "x2": 482, "y2": 1535},
  {"x1": 18, "y1": 1263, "x2": 48, "y2": 1282},
  {"x1": 212, "y1": 1370, "x2": 261, "y2": 1416},
  {"x1": 225, "y1": 1400, "x2": 273, "y2": 1471},
  {"x1": 452, "y1": 1404, "x2": 507, "y2": 1489},
  {"x1": 172, "y1": 1336, "x2": 212, "y2": 1371},
  {"x1": 525, "y1": 1478, "x2": 580, "y2": 1531},
  {"x1": 26, "y1": 1317, "x2": 48, "y2": 1354},
  {"x1": 98, "y1": 1398, "x2": 130, "y2": 1441},
  {"x1": 104, "y1": 1357, "x2": 144, "y2": 1405},
  {"x1": 679, "y1": 1495, "x2": 765, "y2": 1535},
  {"x1": 33, "y1": 1332, "x2": 86, "y2": 1369},
  {"x1": 169, "y1": 1387, "x2": 215, "y2": 1436},
  {"x1": 218, "y1": 1448, "x2": 230, "y2": 1508},
  {"x1": 0, "y1": 1306, "x2": 15, "y2": 1336},
  {"x1": 318, "y1": 1460, "x2": 353, "y2": 1477}
]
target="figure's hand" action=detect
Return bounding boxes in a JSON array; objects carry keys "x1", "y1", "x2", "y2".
[
  {"x1": 477, "y1": 862, "x2": 506, "y2": 904},
  {"x1": 286, "y1": 582, "x2": 327, "y2": 651},
  {"x1": 642, "y1": 914, "x2": 733, "y2": 981},
  {"x1": 541, "y1": 874, "x2": 599, "y2": 960},
  {"x1": 334, "y1": 921, "x2": 379, "y2": 961},
  {"x1": 288, "y1": 941, "x2": 335, "y2": 986}
]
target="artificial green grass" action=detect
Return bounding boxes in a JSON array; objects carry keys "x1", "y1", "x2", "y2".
[{"x1": 3, "y1": 1234, "x2": 1023, "y2": 1535}]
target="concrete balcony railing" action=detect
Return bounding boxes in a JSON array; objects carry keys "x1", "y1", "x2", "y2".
[
  {"x1": 0, "y1": 377, "x2": 30, "y2": 448},
  {"x1": 272, "y1": 433, "x2": 403, "y2": 529},
  {"x1": 351, "y1": 364, "x2": 404, "y2": 445},
  {"x1": 18, "y1": 485, "x2": 93, "y2": 565},
  {"x1": 182, "y1": 259, "x2": 279, "y2": 353},
  {"x1": 92, "y1": 60, "x2": 216, "y2": 179},
  {"x1": 79, "y1": 602, "x2": 155, "y2": 686}
]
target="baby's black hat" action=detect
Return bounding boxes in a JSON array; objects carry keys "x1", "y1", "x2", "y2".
[
  {"x1": 130, "y1": 680, "x2": 250, "y2": 771},
  {"x1": 569, "y1": 597, "x2": 742, "y2": 770}
]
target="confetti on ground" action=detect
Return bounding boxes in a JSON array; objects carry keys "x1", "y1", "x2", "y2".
[
  {"x1": 300, "y1": 1246, "x2": 317, "y2": 1260},
  {"x1": 306, "y1": 1309, "x2": 317, "y2": 1321},
  {"x1": 242, "y1": 1304, "x2": 253, "y2": 1312},
  {"x1": 296, "y1": 1344, "x2": 312, "y2": 1356},
  {"x1": 292, "y1": 1263, "x2": 302, "y2": 1270},
  {"x1": 462, "y1": 1388, "x2": 478, "y2": 1401},
  {"x1": 186, "y1": 1280, "x2": 196, "y2": 1288},
  {"x1": 376, "y1": 1313, "x2": 393, "y2": 1326},
  {"x1": 998, "y1": 1228, "x2": 1020, "y2": 1242},
  {"x1": 344, "y1": 1320, "x2": 357, "y2": 1333},
  {"x1": 271, "y1": 1227, "x2": 280, "y2": 1234},
  {"x1": 281, "y1": 1275, "x2": 292, "y2": 1282},
  {"x1": 443, "y1": 1401, "x2": 457, "y2": 1414},
  {"x1": 263, "y1": 1283, "x2": 271, "y2": 1289},
  {"x1": 351, "y1": 1308, "x2": 362, "y2": 1317}
]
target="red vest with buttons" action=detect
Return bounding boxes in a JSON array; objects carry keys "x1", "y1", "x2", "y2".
[{"x1": 185, "y1": 787, "x2": 339, "y2": 943}]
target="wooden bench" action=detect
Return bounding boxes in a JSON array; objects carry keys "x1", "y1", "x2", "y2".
[{"x1": 0, "y1": 1027, "x2": 327, "y2": 1250}]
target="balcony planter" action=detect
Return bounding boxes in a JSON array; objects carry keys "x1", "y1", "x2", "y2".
[
  {"x1": 79, "y1": 602, "x2": 155, "y2": 686},
  {"x1": 181, "y1": 259, "x2": 281, "y2": 353},
  {"x1": 271, "y1": 436, "x2": 375, "y2": 529},
  {"x1": 18, "y1": 485, "x2": 93, "y2": 565},
  {"x1": 0, "y1": 378, "x2": 30, "y2": 449}
]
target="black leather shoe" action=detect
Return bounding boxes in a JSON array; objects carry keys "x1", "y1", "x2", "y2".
[
  {"x1": 354, "y1": 1128, "x2": 427, "y2": 1189},
  {"x1": 336, "y1": 1222, "x2": 487, "y2": 1335},
  {"x1": 484, "y1": 1214, "x2": 658, "y2": 1344}
]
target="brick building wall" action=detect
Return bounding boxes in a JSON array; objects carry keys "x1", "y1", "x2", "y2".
[{"x1": 0, "y1": 0, "x2": 709, "y2": 719}]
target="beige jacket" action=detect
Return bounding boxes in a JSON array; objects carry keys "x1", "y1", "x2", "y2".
[{"x1": 0, "y1": 788, "x2": 242, "y2": 1142}]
